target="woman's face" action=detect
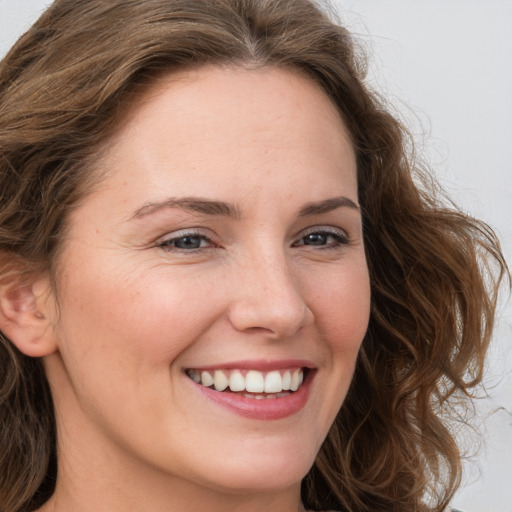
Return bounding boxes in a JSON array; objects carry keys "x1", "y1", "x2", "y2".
[{"x1": 44, "y1": 66, "x2": 370, "y2": 496}]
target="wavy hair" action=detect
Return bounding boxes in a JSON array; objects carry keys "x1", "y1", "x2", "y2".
[{"x1": 0, "y1": 0, "x2": 507, "y2": 511}]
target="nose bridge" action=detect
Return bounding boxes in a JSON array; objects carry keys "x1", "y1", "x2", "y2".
[{"x1": 228, "y1": 241, "x2": 312, "y2": 337}]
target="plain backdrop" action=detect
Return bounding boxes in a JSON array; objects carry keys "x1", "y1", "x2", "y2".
[{"x1": 1, "y1": 1, "x2": 511, "y2": 511}]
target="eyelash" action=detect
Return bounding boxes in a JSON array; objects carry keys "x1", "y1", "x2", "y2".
[
  {"x1": 157, "y1": 227, "x2": 350, "y2": 253},
  {"x1": 292, "y1": 227, "x2": 350, "y2": 249},
  {"x1": 158, "y1": 231, "x2": 214, "y2": 253}
]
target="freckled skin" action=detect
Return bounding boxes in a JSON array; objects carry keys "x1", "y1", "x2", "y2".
[{"x1": 40, "y1": 67, "x2": 371, "y2": 512}]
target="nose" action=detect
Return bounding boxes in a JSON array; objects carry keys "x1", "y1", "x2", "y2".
[{"x1": 227, "y1": 250, "x2": 314, "y2": 339}]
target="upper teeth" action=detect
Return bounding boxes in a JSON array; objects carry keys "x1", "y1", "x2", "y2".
[{"x1": 187, "y1": 368, "x2": 304, "y2": 393}]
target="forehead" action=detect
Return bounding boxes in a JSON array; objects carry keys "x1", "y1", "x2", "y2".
[
  {"x1": 106, "y1": 65, "x2": 350, "y2": 150},
  {"x1": 85, "y1": 65, "x2": 357, "y2": 211},
  {"x1": 120, "y1": 65, "x2": 345, "y2": 129}
]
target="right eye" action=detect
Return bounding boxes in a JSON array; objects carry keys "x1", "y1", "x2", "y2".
[{"x1": 159, "y1": 232, "x2": 213, "y2": 251}]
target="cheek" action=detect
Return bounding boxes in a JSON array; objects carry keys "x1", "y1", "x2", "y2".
[
  {"x1": 55, "y1": 256, "x2": 223, "y2": 372},
  {"x1": 50, "y1": 262, "x2": 227, "y2": 432},
  {"x1": 308, "y1": 260, "x2": 371, "y2": 355},
  {"x1": 301, "y1": 259, "x2": 370, "y2": 440}
]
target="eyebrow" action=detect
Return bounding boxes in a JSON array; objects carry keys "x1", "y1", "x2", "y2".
[
  {"x1": 298, "y1": 196, "x2": 360, "y2": 217},
  {"x1": 131, "y1": 197, "x2": 242, "y2": 220},
  {"x1": 130, "y1": 195, "x2": 359, "y2": 221}
]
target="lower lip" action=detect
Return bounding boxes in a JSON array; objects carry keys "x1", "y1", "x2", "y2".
[{"x1": 189, "y1": 372, "x2": 314, "y2": 420}]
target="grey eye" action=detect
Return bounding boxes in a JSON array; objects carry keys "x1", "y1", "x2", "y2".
[
  {"x1": 174, "y1": 235, "x2": 204, "y2": 249},
  {"x1": 295, "y1": 230, "x2": 349, "y2": 247},
  {"x1": 302, "y1": 233, "x2": 330, "y2": 246},
  {"x1": 161, "y1": 234, "x2": 210, "y2": 250}
]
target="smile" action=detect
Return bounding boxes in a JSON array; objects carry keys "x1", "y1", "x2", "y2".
[{"x1": 186, "y1": 368, "x2": 305, "y2": 398}]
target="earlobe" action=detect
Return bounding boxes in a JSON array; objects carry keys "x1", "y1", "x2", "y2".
[{"x1": 0, "y1": 276, "x2": 57, "y2": 357}]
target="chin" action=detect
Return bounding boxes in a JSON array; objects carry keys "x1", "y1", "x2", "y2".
[{"x1": 192, "y1": 439, "x2": 317, "y2": 493}]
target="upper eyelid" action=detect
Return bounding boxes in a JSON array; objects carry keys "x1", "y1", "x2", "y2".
[
  {"x1": 295, "y1": 225, "x2": 349, "y2": 238},
  {"x1": 156, "y1": 230, "x2": 217, "y2": 250},
  {"x1": 157, "y1": 227, "x2": 213, "y2": 241},
  {"x1": 299, "y1": 225, "x2": 347, "y2": 233}
]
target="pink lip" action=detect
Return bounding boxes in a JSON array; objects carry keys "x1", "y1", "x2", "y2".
[{"x1": 186, "y1": 366, "x2": 316, "y2": 421}]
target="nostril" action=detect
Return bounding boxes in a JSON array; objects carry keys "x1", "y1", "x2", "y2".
[
  {"x1": 226, "y1": 258, "x2": 314, "y2": 337},
  {"x1": 227, "y1": 299, "x2": 313, "y2": 338}
]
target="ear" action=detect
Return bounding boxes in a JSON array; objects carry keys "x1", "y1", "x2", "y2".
[{"x1": 0, "y1": 275, "x2": 58, "y2": 357}]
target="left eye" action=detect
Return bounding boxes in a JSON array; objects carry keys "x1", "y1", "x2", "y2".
[
  {"x1": 160, "y1": 234, "x2": 211, "y2": 250},
  {"x1": 294, "y1": 230, "x2": 349, "y2": 247}
]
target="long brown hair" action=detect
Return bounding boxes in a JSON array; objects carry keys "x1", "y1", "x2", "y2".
[{"x1": 0, "y1": 1, "x2": 507, "y2": 511}]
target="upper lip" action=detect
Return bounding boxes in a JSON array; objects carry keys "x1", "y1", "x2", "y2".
[{"x1": 184, "y1": 359, "x2": 316, "y2": 372}]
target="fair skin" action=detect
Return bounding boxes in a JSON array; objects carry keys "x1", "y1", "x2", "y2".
[{"x1": 4, "y1": 66, "x2": 370, "y2": 512}]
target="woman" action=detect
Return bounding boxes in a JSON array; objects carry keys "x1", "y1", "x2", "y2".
[{"x1": 0, "y1": 1, "x2": 507, "y2": 511}]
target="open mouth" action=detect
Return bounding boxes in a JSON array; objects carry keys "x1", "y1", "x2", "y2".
[{"x1": 185, "y1": 367, "x2": 307, "y2": 399}]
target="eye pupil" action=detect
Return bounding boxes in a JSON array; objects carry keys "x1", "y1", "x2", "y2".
[
  {"x1": 304, "y1": 233, "x2": 328, "y2": 245},
  {"x1": 175, "y1": 236, "x2": 202, "y2": 249}
]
